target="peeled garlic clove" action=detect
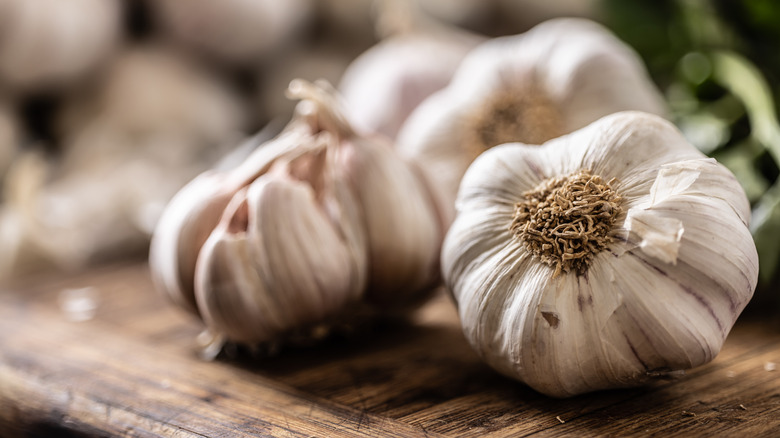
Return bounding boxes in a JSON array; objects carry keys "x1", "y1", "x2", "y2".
[
  {"x1": 195, "y1": 147, "x2": 367, "y2": 344},
  {"x1": 0, "y1": 0, "x2": 122, "y2": 91},
  {"x1": 443, "y1": 111, "x2": 758, "y2": 398},
  {"x1": 398, "y1": 18, "x2": 667, "y2": 228}
]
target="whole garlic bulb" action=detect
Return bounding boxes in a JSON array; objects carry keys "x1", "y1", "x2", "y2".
[
  {"x1": 150, "y1": 80, "x2": 441, "y2": 344},
  {"x1": 442, "y1": 111, "x2": 758, "y2": 398},
  {"x1": 397, "y1": 18, "x2": 667, "y2": 228},
  {"x1": 151, "y1": 0, "x2": 313, "y2": 65},
  {"x1": 0, "y1": 0, "x2": 122, "y2": 92}
]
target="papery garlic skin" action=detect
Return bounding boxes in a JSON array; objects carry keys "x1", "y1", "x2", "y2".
[
  {"x1": 442, "y1": 112, "x2": 758, "y2": 398},
  {"x1": 151, "y1": 80, "x2": 441, "y2": 345},
  {"x1": 337, "y1": 134, "x2": 441, "y2": 304},
  {"x1": 196, "y1": 146, "x2": 368, "y2": 343},
  {"x1": 398, "y1": 18, "x2": 667, "y2": 228},
  {"x1": 150, "y1": 127, "x2": 315, "y2": 315},
  {"x1": 339, "y1": 31, "x2": 481, "y2": 139}
]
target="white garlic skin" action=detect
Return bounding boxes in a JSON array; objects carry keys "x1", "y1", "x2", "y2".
[
  {"x1": 151, "y1": 80, "x2": 442, "y2": 344},
  {"x1": 397, "y1": 18, "x2": 668, "y2": 229},
  {"x1": 0, "y1": 0, "x2": 122, "y2": 91},
  {"x1": 337, "y1": 134, "x2": 442, "y2": 304},
  {"x1": 195, "y1": 146, "x2": 369, "y2": 343},
  {"x1": 150, "y1": 127, "x2": 316, "y2": 315},
  {"x1": 442, "y1": 112, "x2": 758, "y2": 398},
  {"x1": 339, "y1": 31, "x2": 482, "y2": 139}
]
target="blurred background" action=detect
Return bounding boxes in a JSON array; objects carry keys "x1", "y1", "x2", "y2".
[{"x1": 0, "y1": 0, "x2": 778, "y2": 305}]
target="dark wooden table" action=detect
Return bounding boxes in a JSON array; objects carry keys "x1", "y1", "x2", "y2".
[{"x1": 1, "y1": 263, "x2": 779, "y2": 437}]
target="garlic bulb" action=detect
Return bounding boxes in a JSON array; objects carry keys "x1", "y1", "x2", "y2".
[
  {"x1": 151, "y1": 0, "x2": 313, "y2": 65},
  {"x1": 150, "y1": 80, "x2": 441, "y2": 344},
  {"x1": 442, "y1": 111, "x2": 758, "y2": 398},
  {"x1": 0, "y1": 47, "x2": 249, "y2": 282},
  {"x1": 397, "y1": 18, "x2": 667, "y2": 228},
  {"x1": 0, "y1": 0, "x2": 122, "y2": 92},
  {"x1": 338, "y1": 4, "x2": 483, "y2": 139}
]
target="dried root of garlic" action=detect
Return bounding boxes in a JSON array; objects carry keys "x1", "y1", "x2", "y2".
[
  {"x1": 150, "y1": 80, "x2": 442, "y2": 347},
  {"x1": 442, "y1": 112, "x2": 758, "y2": 398}
]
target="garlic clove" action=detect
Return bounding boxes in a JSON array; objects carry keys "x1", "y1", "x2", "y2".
[
  {"x1": 288, "y1": 79, "x2": 443, "y2": 305},
  {"x1": 443, "y1": 111, "x2": 758, "y2": 397},
  {"x1": 149, "y1": 171, "x2": 237, "y2": 315},
  {"x1": 338, "y1": 135, "x2": 442, "y2": 304},
  {"x1": 149, "y1": 127, "x2": 314, "y2": 315},
  {"x1": 194, "y1": 147, "x2": 367, "y2": 344}
]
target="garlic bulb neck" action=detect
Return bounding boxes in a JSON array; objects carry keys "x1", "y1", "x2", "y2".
[
  {"x1": 510, "y1": 169, "x2": 623, "y2": 277},
  {"x1": 287, "y1": 79, "x2": 354, "y2": 139},
  {"x1": 465, "y1": 84, "x2": 563, "y2": 158}
]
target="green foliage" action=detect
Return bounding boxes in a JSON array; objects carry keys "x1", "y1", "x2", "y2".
[{"x1": 603, "y1": 0, "x2": 780, "y2": 292}]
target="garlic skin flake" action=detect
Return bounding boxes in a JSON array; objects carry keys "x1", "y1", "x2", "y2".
[
  {"x1": 397, "y1": 18, "x2": 667, "y2": 228},
  {"x1": 442, "y1": 112, "x2": 758, "y2": 398}
]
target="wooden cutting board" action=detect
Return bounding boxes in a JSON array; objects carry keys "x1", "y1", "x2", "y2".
[{"x1": 1, "y1": 263, "x2": 779, "y2": 437}]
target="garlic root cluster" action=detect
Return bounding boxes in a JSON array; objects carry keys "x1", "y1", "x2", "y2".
[{"x1": 150, "y1": 80, "x2": 441, "y2": 345}]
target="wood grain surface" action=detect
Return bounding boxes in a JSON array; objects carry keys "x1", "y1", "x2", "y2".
[{"x1": 0, "y1": 263, "x2": 779, "y2": 437}]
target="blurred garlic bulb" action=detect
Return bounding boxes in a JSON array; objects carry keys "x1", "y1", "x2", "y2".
[
  {"x1": 0, "y1": 0, "x2": 122, "y2": 91},
  {"x1": 57, "y1": 46, "x2": 247, "y2": 182},
  {"x1": 397, "y1": 18, "x2": 667, "y2": 228},
  {"x1": 151, "y1": 0, "x2": 314, "y2": 65},
  {"x1": 0, "y1": 101, "x2": 18, "y2": 180},
  {"x1": 338, "y1": 0, "x2": 483, "y2": 139},
  {"x1": 0, "y1": 47, "x2": 249, "y2": 282},
  {"x1": 442, "y1": 112, "x2": 758, "y2": 398},
  {"x1": 150, "y1": 80, "x2": 441, "y2": 344}
]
